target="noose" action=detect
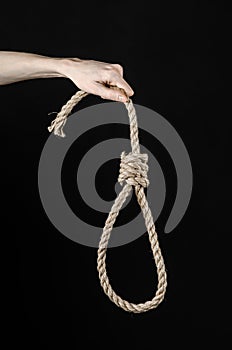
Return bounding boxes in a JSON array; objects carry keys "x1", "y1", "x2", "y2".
[{"x1": 48, "y1": 90, "x2": 167, "y2": 313}]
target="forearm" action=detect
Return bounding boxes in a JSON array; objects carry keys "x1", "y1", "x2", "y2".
[
  {"x1": 0, "y1": 51, "x2": 70, "y2": 85},
  {"x1": 0, "y1": 51, "x2": 133, "y2": 102}
]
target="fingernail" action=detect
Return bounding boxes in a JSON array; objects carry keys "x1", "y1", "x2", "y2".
[{"x1": 118, "y1": 95, "x2": 127, "y2": 102}]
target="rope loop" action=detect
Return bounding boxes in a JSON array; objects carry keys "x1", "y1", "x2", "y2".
[{"x1": 48, "y1": 90, "x2": 167, "y2": 313}]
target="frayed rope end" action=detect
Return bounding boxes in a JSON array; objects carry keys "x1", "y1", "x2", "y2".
[
  {"x1": 47, "y1": 125, "x2": 66, "y2": 138},
  {"x1": 48, "y1": 117, "x2": 67, "y2": 138}
]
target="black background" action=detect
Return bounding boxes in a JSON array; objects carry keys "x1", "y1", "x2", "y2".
[{"x1": 1, "y1": 0, "x2": 231, "y2": 348}]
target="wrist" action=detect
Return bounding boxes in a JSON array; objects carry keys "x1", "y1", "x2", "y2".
[{"x1": 57, "y1": 57, "x2": 83, "y2": 79}]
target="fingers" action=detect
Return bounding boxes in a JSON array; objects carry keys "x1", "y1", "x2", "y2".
[
  {"x1": 109, "y1": 64, "x2": 134, "y2": 98},
  {"x1": 114, "y1": 77, "x2": 134, "y2": 98},
  {"x1": 94, "y1": 83, "x2": 129, "y2": 103},
  {"x1": 71, "y1": 59, "x2": 134, "y2": 102},
  {"x1": 109, "y1": 64, "x2": 133, "y2": 97},
  {"x1": 112, "y1": 63, "x2": 123, "y2": 76}
]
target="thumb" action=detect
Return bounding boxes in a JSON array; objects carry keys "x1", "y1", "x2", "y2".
[{"x1": 95, "y1": 83, "x2": 129, "y2": 102}]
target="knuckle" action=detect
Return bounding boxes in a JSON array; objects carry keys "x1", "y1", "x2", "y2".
[
  {"x1": 113, "y1": 63, "x2": 123, "y2": 73},
  {"x1": 105, "y1": 64, "x2": 113, "y2": 70},
  {"x1": 113, "y1": 63, "x2": 122, "y2": 69},
  {"x1": 128, "y1": 88, "x2": 134, "y2": 96}
]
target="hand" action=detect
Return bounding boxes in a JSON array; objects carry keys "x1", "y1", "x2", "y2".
[
  {"x1": 60, "y1": 58, "x2": 134, "y2": 102},
  {"x1": 0, "y1": 52, "x2": 134, "y2": 103}
]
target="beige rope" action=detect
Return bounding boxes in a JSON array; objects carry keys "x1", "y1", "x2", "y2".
[
  {"x1": 48, "y1": 90, "x2": 167, "y2": 313},
  {"x1": 48, "y1": 90, "x2": 88, "y2": 137}
]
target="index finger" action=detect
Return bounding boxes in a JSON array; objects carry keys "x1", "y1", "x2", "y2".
[{"x1": 113, "y1": 77, "x2": 134, "y2": 97}]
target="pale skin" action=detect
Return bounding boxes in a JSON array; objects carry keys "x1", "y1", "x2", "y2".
[{"x1": 0, "y1": 51, "x2": 134, "y2": 102}]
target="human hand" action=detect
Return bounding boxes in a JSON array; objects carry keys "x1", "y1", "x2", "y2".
[{"x1": 60, "y1": 58, "x2": 134, "y2": 102}]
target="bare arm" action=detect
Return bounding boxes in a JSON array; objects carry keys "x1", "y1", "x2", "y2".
[{"x1": 0, "y1": 51, "x2": 134, "y2": 102}]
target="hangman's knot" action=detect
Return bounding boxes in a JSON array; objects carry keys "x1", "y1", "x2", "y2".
[{"x1": 118, "y1": 151, "x2": 150, "y2": 188}]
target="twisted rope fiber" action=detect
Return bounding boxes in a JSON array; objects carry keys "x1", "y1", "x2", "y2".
[{"x1": 48, "y1": 90, "x2": 167, "y2": 313}]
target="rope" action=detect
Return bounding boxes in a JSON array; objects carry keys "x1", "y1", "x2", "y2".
[
  {"x1": 48, "y1": 90, "x2": 88, "y2": 137},
  {"x1": 48, "y1": 90, "x2": 167, "y2": 313}
]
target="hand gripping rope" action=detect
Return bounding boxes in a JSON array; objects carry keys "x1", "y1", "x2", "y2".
[{"x1": 48, "y1": 90, "x2": 167, "y2": 313}]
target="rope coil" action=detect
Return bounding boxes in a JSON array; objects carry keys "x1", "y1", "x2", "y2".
[
  {"x1": 118, "y1": 151, "x2": 150, "y2": 188},
  {"x1": 48, "y1": 90, "x2": 167, "y2": 313}
]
